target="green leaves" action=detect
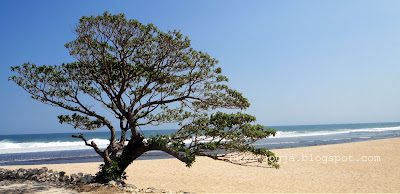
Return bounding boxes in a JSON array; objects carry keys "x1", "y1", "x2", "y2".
[
  {"x1": 58, "y1": 113, "x2": 103, "y2": 130},
  {"x1": 210, "y1": 112, "x2": 256, "y2": 129},
  {"x1": 9, "y1": 12, "x2": 252, "y2": 131},
  {"x1": 150, "y1": 111, "x2": 279, "y2": 169},
  {"x1": 148, "y1": 134, "x2": 170, "y2": 148},
  {"x1": 95, "y1": 160, "x2": 127, "y2": 182}
]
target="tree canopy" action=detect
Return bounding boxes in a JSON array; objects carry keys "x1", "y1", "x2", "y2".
[{"x1": 9, "y1": 12, "x2": 278, "y2": 182}]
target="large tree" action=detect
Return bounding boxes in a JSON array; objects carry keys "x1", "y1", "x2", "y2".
[{"x1": 9, "y1": 12, "x2": 278, "y2": 182}]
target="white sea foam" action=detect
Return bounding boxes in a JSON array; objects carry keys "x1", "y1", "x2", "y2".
[
  {"x1": 272, "y1": 126, "x2": 400, "y2": 138},
  {"x1": 253, "y1": 141, "x2": 297, "y2": 145},
  {"x1": 0, "y1": 138, "x2": 109, "y2": 154},
  {"x1": 1, "y1": 125, "x2": 399, "y2": 154},
  {"x1": 182, "y1": 136, "x2": 223, "y2": 144},
  {"x1": 0, "y1": 136, "x2": 218, "y2": 154}
]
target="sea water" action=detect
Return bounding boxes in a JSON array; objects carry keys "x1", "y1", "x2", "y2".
[{"x1": 1, "y1": 122, "x2": 399, "y2": 165}]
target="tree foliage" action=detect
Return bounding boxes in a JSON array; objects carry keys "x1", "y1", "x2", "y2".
[{"x1": 9, "y1": 12, "x2": 279, "y2": 181}]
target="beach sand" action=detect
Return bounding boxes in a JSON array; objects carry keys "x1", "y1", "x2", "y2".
[{"x1": 2, "y1": 138, "x2": 400, "y2": 193}]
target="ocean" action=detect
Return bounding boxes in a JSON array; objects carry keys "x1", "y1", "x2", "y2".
[{"x1": 1, "y1": 122, "x2": 399, "y2": 166}]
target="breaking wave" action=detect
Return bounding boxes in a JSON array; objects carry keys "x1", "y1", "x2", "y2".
[
  {"x1": 273, "y1": 126, "x2": 400, "y2": 138},
  {"x1": 0, "y1": 138, "x2": 109, "y2": 154}
]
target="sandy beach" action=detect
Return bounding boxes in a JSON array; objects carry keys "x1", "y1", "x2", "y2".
[{"x1": 2, "y1": 137, "x2": 400, "y2": 193}]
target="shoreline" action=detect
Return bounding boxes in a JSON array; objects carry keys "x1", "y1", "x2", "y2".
[
  {"x1": 1, "y1": 137, "x2": 400, "y2": 193},
  {"x1": 2, "y1": 135, "x2": 399, "y2": 166}
]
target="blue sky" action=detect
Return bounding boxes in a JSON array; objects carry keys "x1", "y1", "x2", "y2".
[{"x1": 0, "y1": 0, "x2": 399, "y2": 135}]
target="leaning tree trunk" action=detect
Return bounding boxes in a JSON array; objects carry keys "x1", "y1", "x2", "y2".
[
  {"x1": 95, "y1": 133, "x2": 150, "y2": 182},
  {"x1": 116, "y1": 134, "x2": 148, "y2": 175}
]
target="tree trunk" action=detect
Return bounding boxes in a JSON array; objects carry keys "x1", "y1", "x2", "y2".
[{"x1": 116, "y1": 134, "x2": 148, "y2": 175}]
